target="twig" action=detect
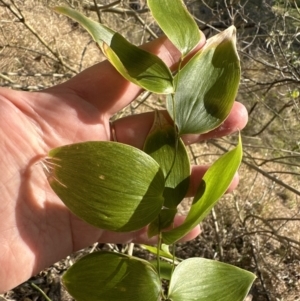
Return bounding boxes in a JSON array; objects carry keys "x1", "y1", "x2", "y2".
[
  {"x1": 0, "y1": 72, "x2": 14, "y2": 83},
  {"x1": 0, "y1": 0, "x2": 77, "y2": 73},
  {"x1": 93, "y1": 0, "x2": 102, "y2": 23},
  {"x1": 83, "y1": 0, "x2": 121, "y2": 11},
  {"x1": 294, "y1": 0, "x2": 300, "y2": 14},
  {"x1": 252, "y1": 101, "x2": 294, "y2": 136},
  {"x1": 211, "y1": 208, "x2": 223, "y2": 260},
  {"x1": 79, "y1": 39, "x2": 94, "y2": 72},
  {"x1": 0, "y1": 83, "x2": 50, "y2": 91},
  {"x1": 242, "y1": 161, "x2": 300, "y2": 196},
  {"x1": 249, "y1": 242, "x2": 271, "y2": 301},
  {"x1": 1, "y1": 43, "x2": 58, "y2": 62},
  {"x1": 240, "y1": 50, "x2": 291, "y2": 74},
  {"x1": 0, "y1": 72, "x2": 72, "y2": 78},
  {"x1": 242, "y1": 142, "x2": 300, "y2": 156},
  {"x1": 101, "y1": 7, "x2": 150, "y2": 15},
  {"x1": 127, "y1": 243, "x2": 134, "y2": 256},
  {"x1": 89, "y1": 242, "x2": 99, "y2": 253},
  {"x1": 128, "y1": 7, "x2": 158, "y2": 39},
  {"x1": 31, "y1": 283, "x2": 53, "y2": 301},
  {"x1": 265, "y1": 217, "x2": 300, "y2": 222},
  {"x1": 210, "y1": 140, "x2": 300, "y2": 197},
  {"x1": 237, "y1": 230, "x2": 300, "y2": 251},
  {"x1": 130, "y1": 91, "x2": 156, "y2": 110},
  {"x1": 253, "y1": 154, "x2": 300, "y2": 167},
  {"x1": 267, "y1": 170, "x2": 300, "y2": 176},
  {"x1": 85, "y1": 1, "x2": 149, "y2": 16}
]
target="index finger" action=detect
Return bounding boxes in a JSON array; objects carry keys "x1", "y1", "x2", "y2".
[{"x1": 53, "y1": 35, "x2": 206, "y2": 116}]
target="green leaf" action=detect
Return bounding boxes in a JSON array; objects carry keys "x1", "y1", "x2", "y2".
[
  {"x1": 143, "y1": 111, "x2": 190, "y2": 209},
  {"x1": 147, "y1": 207, "x2": 177, "y2": 238},
  {"x1": 55, "y1": 6, "x2": 174, "y2": 94},
  {"x1": 63, "y1": 251, "x2": 162, "y2": 301},
  {"x1": 141, "y1": 244, "x2": 178, "y2": 262},
  {"x1": 149, "y1": 259, "x2": 174, "y2": 281},
  {"x1": 162, "y1": 135, "x2": 242, "y2": 244},
  {"x1": 168, "y1": 258, "x2": 256, "y2": 301},
  {"x1": 167, "y1": 26, "x2": 240, "y2": 135},
  {"x1": 143, "y1": 111, "x2": 190, "y2": 237},
  {"x1": 44, "y1": 141, "x2": 165, "y2": 232},
  {"x1": 148, "y1": 0, "x2": 201, "y2": 56}
]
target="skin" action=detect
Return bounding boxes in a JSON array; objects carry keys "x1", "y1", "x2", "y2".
[{"x1": 0, "y1": 35, "x2": 248, "y2": 293}]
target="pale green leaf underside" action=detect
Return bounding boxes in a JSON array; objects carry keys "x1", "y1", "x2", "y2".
[
  {"x1": 63, "y1": 251, "x2": 161, "y2": 301},
  {"x1": 55, "y1": 6, "x2": 174, "y2": 94},
  {"x1": 148, "y1": 0, "x2": 201, "y2": 56},
  {"x1": 167, "y1": 26, "x2": 240, "y2": 135},
  {"x1": 46, "y1": 141, "x2": 165, "y2": 232},
  {"x1": 162, "y1": 135, "x2": 242, "y2": 244},
  {"x1": 168, "y1": 258, "x2": 256, "y2": 301}
]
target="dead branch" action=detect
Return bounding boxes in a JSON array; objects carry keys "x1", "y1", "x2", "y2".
[
  {"x1": 210, "y1": 140, "x2": 300, "y2": 197},
  {"x1": 0, "y1": 0, "x2": 77, "y2": 73}
]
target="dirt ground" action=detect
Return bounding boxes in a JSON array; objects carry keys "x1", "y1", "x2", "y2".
[{"x1": 0, "y1": 1, "x2": 300, "y2": 300}]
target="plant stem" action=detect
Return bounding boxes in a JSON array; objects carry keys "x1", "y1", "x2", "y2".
[
  {"x1": 164, "y1": 93, "x2": 180, "y2": 184},
  {"x1": 174, "y1": 58, "x2": 183, "y2": 91},
  {"x1": 172, "y1": 243, "x2": 176, "y2": 273},
  {"x1": 156, "y1": 232, "x2": 166, "y2": 300},
  {"x1": 157, "y1": 232, "x2": 162, "y2": 278},
  {"x1": 93, "y1": 0, "x2": 102, "y2": 23},
  {"x1": 31, "y1": 283, "x2": 53, "y2": 301}
]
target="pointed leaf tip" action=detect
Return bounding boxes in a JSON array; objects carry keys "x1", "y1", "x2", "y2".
[
  {"x1": 148, "y1": 0, "x2": 201, "y2": 56},
  {"x1": 167, "y1": 26, "x2": 240, "y2": 135},
  {"x1": 205, "y1": 25, "x2": 239, "y2": 59},
  {"x1": 162, "y1": 135, "x2": 242, "y2": 244},
  {"x1": 55, "y1": 6, "x2": 174, "y2": 94}
]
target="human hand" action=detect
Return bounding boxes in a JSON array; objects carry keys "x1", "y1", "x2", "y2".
[{"x1": 0, "y1": 35, "x2": 247, "y2": 293}]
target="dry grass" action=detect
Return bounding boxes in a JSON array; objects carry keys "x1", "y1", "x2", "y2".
[{"x1": 0, "y1": 1, "x2": 300, "y2": 300}]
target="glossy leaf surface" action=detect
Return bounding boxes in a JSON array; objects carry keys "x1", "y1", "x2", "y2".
[
  {"x1": 143, "y1": 111, "x2": 190, "y2": 209},
  {"x1": 55, "y1": 6, "x2": 174, "y2": 94},
  {"x1": 168, "y1": 258, "x2": 256, "y2": 301},
  {"x1": 147, "y1": 207, "x2": 177, "y2": 238},
  {"x1": 162, "y1": 135, "x2": 242, "y2": 244},
  {"x1": 45, "y1": 141, "x2": 165, "y2": 232},
  {"x1": 148, "y1": 0, "x2": 200, "y2": 56},
  {"x1": 63, "y1": 251, "x2": 162, "y2": 301},
  {"x1": 167, "y1": 26, "x2": 240, "y2": 135}
]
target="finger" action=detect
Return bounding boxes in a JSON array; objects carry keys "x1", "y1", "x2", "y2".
[
  {"x1": 112, "y1": 101, "x2": 248, "y2": 149},
  {"x1": 97, "y1": 164, "x2": 238, "y2": 245},
  {"x1": 98, "y1": 215, "x2": 201, "y2": 245},
  {"x1": 53, "y1": 34, "x2": 206, "y2": 116},
  {"x1": 181, "y1": 101, "x2": 248, "y2": 145}
]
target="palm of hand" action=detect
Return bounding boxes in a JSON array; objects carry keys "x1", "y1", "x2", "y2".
[
  {"x1": 0, "y1": 37, "x2": 247, "y2": 293},
  {"x1": 0, "y1": 86, "x2": 105, "y2": 290}
]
